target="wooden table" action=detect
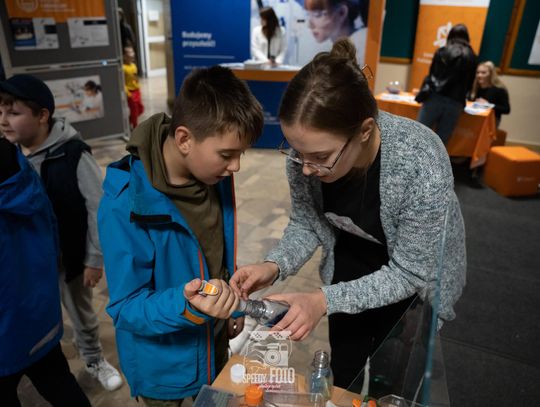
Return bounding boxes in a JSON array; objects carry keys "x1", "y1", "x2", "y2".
[
  {"x1": 212, "y1": 354, "x2": 360, "y2": 406},
  {"x1": 376, "y1": 92, "x2": 497, "y2": 168}
]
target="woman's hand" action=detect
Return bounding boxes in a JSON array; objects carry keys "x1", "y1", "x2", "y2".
[
  {"x1": 228, "y1": 316, "x2": 245, "y2": 339},
  {"x1": 230, "y1": 262, "x2": 279, "y2": 299},
  {"x1": 476, "y1": 97, "x2": 489, "y2": 104},
  {"x1": 184, "y1": 278, "x2": 240, "y2": 319},
  {"x1": 266, "y1": 290, "x2": 327, "y2": 341}
]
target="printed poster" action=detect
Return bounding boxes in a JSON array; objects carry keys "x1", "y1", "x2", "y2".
[
  {"x1": 6, "y1": 0, "x2": 108, "y2": 49},
  {"x1": 46, "y1": 75, "x2": 104, "y2": 123}
]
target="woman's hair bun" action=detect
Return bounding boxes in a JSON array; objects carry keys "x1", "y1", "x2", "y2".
[{"x1": 330, "y1": 38, "x2": 358, "y2": 64}]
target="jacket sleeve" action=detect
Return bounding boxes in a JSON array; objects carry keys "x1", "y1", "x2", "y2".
[
  {"x1": 265, "y1": 160, "x2": 323, "y2": 279},
  {"x1": 275, "y1": 27, "x2": 287, "y2": 64},
  {"x1": 77, "y1": 152, "x2": 104, "y2": 268},
  {"x1": 98, "y1": 192, "x2": 211, "y2": 336},
  {"x1": 322, "y1": 152, "x2": 454, "y2": 316},
  {"x1": 494, "y1": 87, "x2": 511, "y2": 116},
  {"x1": 251, "y1": 26, "x2": 268, "y2": 62}
]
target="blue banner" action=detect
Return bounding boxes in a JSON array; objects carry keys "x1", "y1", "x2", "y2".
[{"x1": 170, "y1": 0, "x2": 251, "y2": 93}]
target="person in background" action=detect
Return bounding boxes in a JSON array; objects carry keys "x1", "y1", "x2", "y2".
[
  {"x1": 118, "y1": 7, "x2": 136, "y2": 49},
  {"x1": 0, "y1": 137, "x2": 91, "y2": 407},
  {"x1": 98, "y1": 66, "x2": 264, "y2": 405},
  {"x1": 123, "y1": 45, "x2": 144, "y2": 129},
  {"x1": 416, "y1": 24, "x2": 478, "y2": 144},
  {"x1": 251, "y1": 6, "x2": 287, "y2": 65},
  {"x1": 230, "y1": 39, "x2": 466, "y2": 389},
  {"x1": 0, "y1": 74, "x2": 123, "y2": 392},
  {"x1": 78, "y1": 80, "x2": 104, "y2": 119},
  {"x1": 304, "y1": 0, "x2": 368, "y2": 66},
  {"x1": 469, "y1": 61, "x2": 510, "y2": 128}
]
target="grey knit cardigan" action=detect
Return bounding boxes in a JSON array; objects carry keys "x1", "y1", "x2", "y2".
[{"x1": 266, "y1": 111, "x2": 467, "y2": 325}]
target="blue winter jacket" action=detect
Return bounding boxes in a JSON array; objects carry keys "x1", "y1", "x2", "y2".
[
  {"x1": 98, "y1": 156, "x2": 238, "y2": 399},
  {"x1": 0, "y1": 150, "x2": 63, "y2": 376}
]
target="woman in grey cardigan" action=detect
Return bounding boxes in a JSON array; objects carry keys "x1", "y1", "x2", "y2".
[{"x1": 230, "y1": 39, "x2": 466, "y2": 387}]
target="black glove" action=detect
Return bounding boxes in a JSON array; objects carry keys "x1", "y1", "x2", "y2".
[{"x1": 0, "y1": 137, "x2": 20, "y2": 183}]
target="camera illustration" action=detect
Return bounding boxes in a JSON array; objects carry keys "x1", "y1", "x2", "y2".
[
  {"x1": 252, "y1": 342, "x2": 289, "y2": 367},
  {"x1": 244, "y1": 330, "x2": 291, "y2": 368}
]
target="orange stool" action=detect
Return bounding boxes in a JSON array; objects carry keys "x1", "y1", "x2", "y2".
[{"x1": 484, "y1": 146, "x2": 540, "y2": 197}]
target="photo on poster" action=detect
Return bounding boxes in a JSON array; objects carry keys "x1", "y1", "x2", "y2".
[
  {"x1": 46, "y1": 76, "x2": 104, "y2": 123},
  {"x1": 68, "y1": 17, "x2": 109, "y2": 48},
  {"x1": 250, "y1": 0, "x2": 369, "y2": 67},
  {"x1": 10, "y1": 17, "x2": 59, "y2": 50}
]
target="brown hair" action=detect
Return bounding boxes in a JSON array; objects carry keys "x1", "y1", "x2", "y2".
[
  {"x1": 279, "y1": 38, "x2": 377, "y2": 140},
  {"x1": 259, "y1": 7, "x2": 280, "y2": 41},
  {"x1": 0, "y1": 91, "x2": 54, "y2": 131},
  {"x1": 169, "y1": 66, "x2": 263, "y2": 144}
]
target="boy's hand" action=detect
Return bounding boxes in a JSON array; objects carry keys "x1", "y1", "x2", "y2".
[
  {"x1": 228, "y1": 316, "x2": 245, "y2": 339},
  {"x1": 83, "y1": 266, "x2": 103, "y2": 288},
  {"x1": 230, "y1": 262, "x2": 279, "y2": 300},
  {"x1": 184, "y1": 278, "x2": 240, "y2": 319}
]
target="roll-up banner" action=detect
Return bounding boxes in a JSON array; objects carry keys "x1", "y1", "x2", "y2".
[
  {"x1": 409, "y1": 0, "x2": 490, "y2": 91},
  {"x1": 170, "y1": 0, "x2": 251, "y2": 93}
]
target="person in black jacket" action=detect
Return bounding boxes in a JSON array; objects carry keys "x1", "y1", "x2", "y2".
[
  {"x1": 417, "y1": 24, "x2": 478, "y2": 144},
  {"x1": 469, "y1": 60, "x2": 510, "y2": 127}
]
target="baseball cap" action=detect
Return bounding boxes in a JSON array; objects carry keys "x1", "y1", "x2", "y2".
[{"x1": 0, "y1": 74, "x2": 55, "y2": 116}]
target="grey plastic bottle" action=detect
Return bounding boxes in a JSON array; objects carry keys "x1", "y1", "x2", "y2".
[
  {"x1": 308, "y1": 350, "x2": 333, "y2": 401},
  {"x1": 237, "y1": 299, "x2": 289, "y2": 327}
]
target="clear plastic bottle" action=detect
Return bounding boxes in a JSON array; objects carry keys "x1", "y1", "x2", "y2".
[
  {"x1": 237, "y1": 299, "x2": 289, "y2": 327},
  {"x1": 308, "y1": 350, "x2": 333, "y2": 401}
]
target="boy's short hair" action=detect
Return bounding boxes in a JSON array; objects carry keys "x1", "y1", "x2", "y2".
[
  {"x1": 169, "y1": 66, "x2": 264, "y2": 145},
  {"x1": 0, "y1": 74, "x2": 55, "y2": 130}
]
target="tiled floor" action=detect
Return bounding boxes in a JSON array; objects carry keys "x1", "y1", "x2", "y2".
[{"x1": 17, "y1": 75, "x2": 330, "y2": 406}]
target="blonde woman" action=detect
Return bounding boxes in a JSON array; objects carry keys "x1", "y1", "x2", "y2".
[{"x1": 470, "y1": 61, "x2": 510, "y2": 127}]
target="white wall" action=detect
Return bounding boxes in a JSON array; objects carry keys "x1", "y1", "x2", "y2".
[{"x1": 374, "y1": 62, "x2": 540, "y2": 147}]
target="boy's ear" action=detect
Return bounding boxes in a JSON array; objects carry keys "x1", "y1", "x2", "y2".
[
  {"x1": 38, "y1": 108, "x2": 50, "y2": 125},
  {"x1": 359, "y1": 118, "x2": 376, "y2": 143},
  {"x1": 173, "y1": 125, "x2": 193, "y2": 154}
]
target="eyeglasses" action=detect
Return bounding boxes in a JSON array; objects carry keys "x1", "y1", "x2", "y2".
[
  {"x1": 360, "y1": 64, "x2": 374, "y2": 80},
  {"x1": 278, "y1": 137, "x2": 352, "y2": 176}
]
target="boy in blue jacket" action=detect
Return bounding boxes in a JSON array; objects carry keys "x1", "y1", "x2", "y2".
[
  {"x1": 98, "y1": 66, "x2": 264, "y2": 404},
  {"x1": 0, "y1": 137, "x2": 91, "y2": 406}
]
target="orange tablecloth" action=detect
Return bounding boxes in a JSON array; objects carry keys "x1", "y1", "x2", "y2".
[{"x1": 376, "y1": 92, "x2": 497, "y2": 168}]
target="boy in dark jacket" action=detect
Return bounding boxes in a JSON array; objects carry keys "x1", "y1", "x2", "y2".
[
  {"x1": 0, "y1": 75, "x2": 123, "y2": 391},
  {"x1": 98, "y1": 66, "x2": 263, "y2": 404},
  {"x1": 0, "y1": 137, "x2": 91, "y2": 406}
]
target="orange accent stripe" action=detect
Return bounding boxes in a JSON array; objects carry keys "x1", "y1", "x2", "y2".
[
  {"x1": 230, "y1": 175, "x2": 238, "y2": 275},
  {"x1": 183, "y1": 308, "x2": 205, "y2": 325}
]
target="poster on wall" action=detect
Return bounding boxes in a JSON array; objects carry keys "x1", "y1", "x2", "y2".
[
  {"x1": 67, "y1": 17, "x2": 109, "y2": 47},
  {"x1": 46, "y1": 76, "x2": 104, "y2": 123},
  {"x1": 528, "y1": 19, "x2": 540, "y2": 66},
  {"x1": 5, "y1": 0, "x2": 108, "y2": 49},
  {"x1": 409, "y1": 0, "x2": 490, "y2": 91},
  {"x1": 249, "y1": 0, "x2": 385, "y2": 82},
  {"x1": 10, "y1": 17, "x2": 58, "y2": 50},
  {"x1": 250, "y1": 0, "x2": 369, "y2": 67}
]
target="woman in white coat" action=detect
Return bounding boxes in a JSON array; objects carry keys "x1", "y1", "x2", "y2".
[{"x1": 251, "y1": 7, "x2": 287, "y2": 65}]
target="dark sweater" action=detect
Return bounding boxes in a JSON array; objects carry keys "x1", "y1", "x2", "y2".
[{"x1": 475, "y1": 86, "x2": 510, "y2": 123}]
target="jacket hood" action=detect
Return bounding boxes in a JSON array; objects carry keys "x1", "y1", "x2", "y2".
[
  {"x1": 29, "y1": 118, "x2": 81, "y2": 157},
  {"x1": 126, "y1": 113, "x2": 171, "y2": 185},
  {"x1": 0, "y1": 149, "x2": 51, "y2": 216}
]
